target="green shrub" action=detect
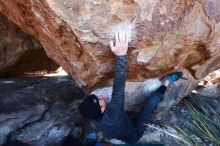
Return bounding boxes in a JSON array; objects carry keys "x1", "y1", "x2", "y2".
[{"x1": 174, "y1": 94, "x2": 220, "y2": 146}]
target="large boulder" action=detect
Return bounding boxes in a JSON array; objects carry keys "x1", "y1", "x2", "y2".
[
  {"x1": 0, "y1": 0, "x2": 219, "y2": 116},
  {"x1": 0, "y1": 13, "x2": 59, "y2": 77}
]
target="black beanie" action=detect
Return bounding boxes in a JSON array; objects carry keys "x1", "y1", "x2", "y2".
[{"x1": 78, "y1": 94, "x2": 102, "y2": 120}]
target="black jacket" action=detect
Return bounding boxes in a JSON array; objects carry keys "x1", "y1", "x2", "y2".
[{"x1": 93, "y1": 55, "x2": 140, "y2": 143}]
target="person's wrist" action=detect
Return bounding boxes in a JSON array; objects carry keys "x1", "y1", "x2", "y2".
[
  {"x1": 115, "y1": 54, "x2": 126, "y2": 56},
  {"x1": 114, "y1": 51, "x2": 127, "y2": 56}
]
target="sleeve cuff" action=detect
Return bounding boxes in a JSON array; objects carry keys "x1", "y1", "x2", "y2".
[{"x1": 115, "y1": 55, "x2": 127, "y2": 60}]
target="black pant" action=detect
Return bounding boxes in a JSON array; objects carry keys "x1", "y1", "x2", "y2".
[{"x1": 132, "y1": 86, "x2": 166, "y2": 139}]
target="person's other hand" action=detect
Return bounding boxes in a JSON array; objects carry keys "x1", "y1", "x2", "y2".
[{"x1": 110, "y1": 29, "x2": 128, "y2": 56}]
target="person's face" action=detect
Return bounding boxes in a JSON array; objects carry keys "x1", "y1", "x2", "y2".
[{"x1": 98, "y1": 95, "x2": 107, "y2": 113}]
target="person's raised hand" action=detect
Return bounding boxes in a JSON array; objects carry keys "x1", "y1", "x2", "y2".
[{"x1": 110, "y1": 29, "x2": 128, "y2": 56}]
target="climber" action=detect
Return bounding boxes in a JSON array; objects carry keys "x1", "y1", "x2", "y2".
[{"x1": 78, "y1": 29, "x2": 183, "y2": 143}]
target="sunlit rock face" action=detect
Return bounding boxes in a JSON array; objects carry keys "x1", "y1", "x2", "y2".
[
  {"x1": 0, "y1": 13, "x2": 59, "y2": 76},
  {"x1": 0, "y1": 0, "x2": 219, "y2": 115}
]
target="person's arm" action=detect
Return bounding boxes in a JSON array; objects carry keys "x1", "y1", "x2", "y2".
[{"x1": 106, "y1": 29, "x2": 129, "y2": 119}]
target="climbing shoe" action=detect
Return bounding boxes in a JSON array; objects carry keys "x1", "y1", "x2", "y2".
[{"x1": 161, "y1": 72, "x2": 183, "y2": 85}]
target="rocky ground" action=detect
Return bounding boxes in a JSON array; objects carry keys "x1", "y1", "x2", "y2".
[
  {"x1": 0, "y1": 75, "x2": 219, "y2": 146},
  {"x1": 0, "y1": 76, "x2": 85, "y2": 146}
]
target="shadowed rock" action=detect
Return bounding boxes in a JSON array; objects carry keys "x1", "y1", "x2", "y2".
[
  {"x1": 0, "y1": 13, "x2": 59, "y2": 77},
  {"x1": 0, "y1": 76, "x2": 84, "y2": 145}
]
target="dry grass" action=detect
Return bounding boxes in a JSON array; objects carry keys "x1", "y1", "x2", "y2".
[{"x1": 173, "y1": 94, "x2": 220, "y2": 146}]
